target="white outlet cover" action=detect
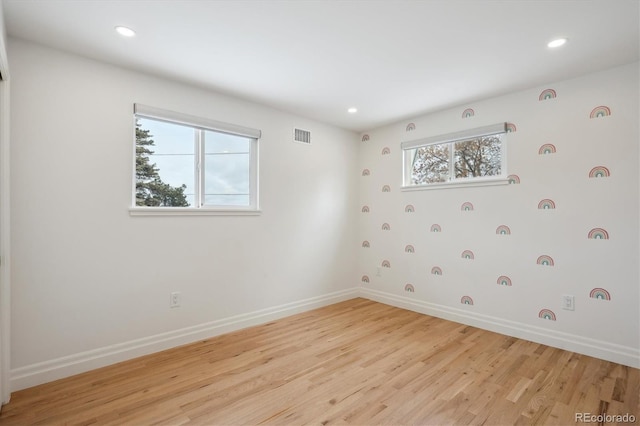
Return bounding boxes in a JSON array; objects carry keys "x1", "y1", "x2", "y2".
[
  {"x1": 562, "y1": 295, "x2": 575, "y2": 311},
  {"x1": 170, "y1": 291, "x2": 181, "y2": 308}
]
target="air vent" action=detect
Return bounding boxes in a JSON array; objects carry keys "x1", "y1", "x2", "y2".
[{"x1": 294, "y1": 128, "x2": 311, "y2": 144}]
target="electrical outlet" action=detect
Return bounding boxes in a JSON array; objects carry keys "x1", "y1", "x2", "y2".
[
  {"x1": 376, "y1": 267, "x2": 382, "y2": 277},
  {"x1": 170, "y1": 291, "x2": 181, "y2": 308},
  {"x1": 562, "y1": 294, "x2": 575, "y2": 311}
]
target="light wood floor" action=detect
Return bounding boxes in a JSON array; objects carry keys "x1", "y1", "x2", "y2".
[{"x1": 1, "y1": 298, "x2": 638, "y2": 425}]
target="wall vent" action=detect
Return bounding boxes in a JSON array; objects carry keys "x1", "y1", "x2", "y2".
[{"x1": 294, "y1": 128, "x2": 311, "y2": 144}]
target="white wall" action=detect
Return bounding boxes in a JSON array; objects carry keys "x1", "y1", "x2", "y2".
[
  {"x1": 357, "y1": 62, "x2": 639, "y2": 367},
  {"x1": 0, "y1": 0, "x2": 11, "y2": 404},
  {"x1": 8, "y1": 38, "x2": 359, "y2": 389}
]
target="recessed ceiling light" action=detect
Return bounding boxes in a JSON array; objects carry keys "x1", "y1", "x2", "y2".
[
  {"x1": 547, "y1": 38, "x2": 567, "y2": 48},
  {"x1": 115, "y1": 26, "x2": 136, "y2": 37},
  {"x1": 347, "y1": 107, "x2": 358, "y2": 114}
]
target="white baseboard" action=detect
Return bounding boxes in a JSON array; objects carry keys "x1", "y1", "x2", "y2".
[
  {"x1": 10, "y1": 288, "x2": 359, "y2": 391},
  {"x1": 358, "y1": 287, "x2": 640, "y2": 369},
  {"x1": 11, "y1": 286, "x2": 638, "y2": 392}
]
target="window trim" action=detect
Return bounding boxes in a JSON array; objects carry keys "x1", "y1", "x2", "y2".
[
  {"x1": 401, "y1": 123, "x2": 508, "y2": 190},
  {"x1": 129, "y1": 207, "x2": 261, "y2": 216},
  {"x1": 130, "y1": 104, "x2": 261, "y2": 215}
]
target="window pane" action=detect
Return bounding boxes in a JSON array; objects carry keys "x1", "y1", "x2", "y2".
[
  {"x1": 135, "y1": 118, "x2": 194, "y2": 207},
  {"x1": 453, "y1": 135, "x2": 502, "y2": 179},
  {"x1": 411, "y1": 143, "x2": 450, "y2": 184},
  {"x1": 204, "y1": 131, "x2": 251, "y2": 206},
  {"x1": 204, "y1": 130, "x2": 250, "y2": 154}
]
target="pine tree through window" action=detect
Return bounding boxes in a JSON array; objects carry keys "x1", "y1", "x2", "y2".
[{"x1": 135, "y1": 119, "x2": 191, "y2": 207}]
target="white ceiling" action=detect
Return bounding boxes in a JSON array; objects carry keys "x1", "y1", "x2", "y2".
[{"x1": 3, "y1": 0, "x2": 639, "y2": 132}]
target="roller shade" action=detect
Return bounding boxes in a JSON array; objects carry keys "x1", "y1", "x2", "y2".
[
  {"x1": 401, "y1": 123, "x2": 506, "y2": 150},
  {"x1": 134, "y1": 104, "x2": 261, "y2": 139}
]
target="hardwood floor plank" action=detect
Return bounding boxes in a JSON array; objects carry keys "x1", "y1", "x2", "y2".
[{"x1": 1, "y1": 298, "x2": 638, "y2": 425}]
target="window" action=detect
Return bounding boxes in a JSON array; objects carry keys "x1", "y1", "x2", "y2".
[
  {"x1": 402, "y1": 123, "x2": 508, "y2": 189},
  {"x1": 132, "y1": 104, "x2": 260, "y2": 214}
]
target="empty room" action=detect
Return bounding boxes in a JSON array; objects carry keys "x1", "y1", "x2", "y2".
[{"x1": 0, "y1": 0, "x2": 638, "y2": 424}]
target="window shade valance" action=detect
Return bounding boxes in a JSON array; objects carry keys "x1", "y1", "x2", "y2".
[
  {"x1": 134, "y1": 104, "x2": 262, "y2": 139},
  {"x1": 401, "y1": 123, "x2": 506, "y2": 150}
]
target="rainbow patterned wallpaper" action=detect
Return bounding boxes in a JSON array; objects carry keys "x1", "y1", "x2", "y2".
[{"x1": 356, "y1": 64, "x2": 639, "y2": 355}]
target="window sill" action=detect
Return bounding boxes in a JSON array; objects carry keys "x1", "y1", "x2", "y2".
[
  {"x1": 401, "y1": 177, "x2": 509, "y2": 191},
  {"x1": 129, "y1": 207, "x2": 262, "y2": 216}
]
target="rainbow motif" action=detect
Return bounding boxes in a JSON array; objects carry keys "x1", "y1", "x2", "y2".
[
  {"x1": 536, "y1": 255, "x2": 554, "y2": 266},
  {"x1": 406, "y1": 122, "x2": 416, "y2": 131},
  {"x1": 461, "y1": 202, "x2": 474, "y2": 211},
  {"x1": 381, "y1": 260, "x2": 391, "y2": 268},
  {"x1": 382, "y1": 185, "x2": 391, "y2": 192},
  {"x1": 538, "y1": 309, "x2": 556, "y2": 321},
  {"x1": 590, "y1": 106, "x2": 611, "y2": 118},
  {"x1": 588, "y1": 228, "x2": 609, "y2": 240},
  {"x1": 461, "y1": 296, "x2": 474, "y2": 305},
  {"x1": 590, "y1": 288, "x2": 611, "y2": 300},
  {"x1": 430, "y1": 224, "x2": 442, "y2": 233},
  {"x1": 538, "y1": 199, "x2": 556, "y2": 210},
  {"x1": 405, "y1": 245, "x2": 415, "y2": 253},
  {"x1": 381, "y1": 147, "x2": 391, "y2": 155},
  {"x1": 431, "y1": 266, "x2": 442, "y2": 275},
  {"x1": 361, "y1": 205, "x2": 370, "y2": 213},
  {"x1": 382, "y1": 223, "x2": 391, "y2": 231},
  {"x1": 461, "y1": 250, "x2": 475, "y2": 260},
  {"x1": 462, "y1": 108, "x2": 475, "y2": 118},
  {"x1": 538, "y1": 143, "x2": 556, "y2": 155},
  {"x1": 497, "y1": 275, "x2": 512, "y2": 286},
  {"x1": 404, "y1": 284, "x2": 415, "y2": 292},
  {"x1": 361, "y1": 275, "x2": 370, "y2": 283},
  {"x1": 361, "y1": 134, "x2": 370, "y2": 142},
  {"x1": 506, "y1": 123, "x2": 517, "y2": 133},
  {"x1": 589, "y1": 166, "x2": 610, "y2": 178},
  {"x1": 362, "y1": 240, "x2": 370, "y2": 248},
  {"x1": 405, "y1": 204, "x2": 415, "y2": 213},
  {"x1": 507, "y1": 174, "x2": 520, "y2": 184},
  {"x1": 496, "y1": 225, "x2": 511, "y2": 235},
  {"x1": 539, "y1": 89, "x2": 557, "y2": 101},
  {"x1": 362, "y1": 169, "x2": 370, "y2": 176}
]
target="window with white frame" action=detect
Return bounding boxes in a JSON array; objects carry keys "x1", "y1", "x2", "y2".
[
  {"x1": 132, "y1": 104, "x2": 260, "y2": 213},
  {"x1": 402, "y1": 123, "x2": 507, "y2": 188}
]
